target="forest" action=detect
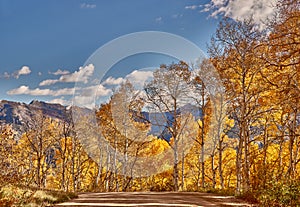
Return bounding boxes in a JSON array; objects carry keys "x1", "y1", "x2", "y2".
[{"x1": 0, "y1": 0, "x2": 299, "y2": 206}]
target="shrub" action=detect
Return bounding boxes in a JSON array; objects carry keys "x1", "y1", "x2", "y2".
[{"x1": 257, "y1": 179, "x2": 300, "y2": 206}]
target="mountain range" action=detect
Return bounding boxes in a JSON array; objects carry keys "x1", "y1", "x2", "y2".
[{"x1": 0, "y1": 100, "x2": 202, "y2": 140}]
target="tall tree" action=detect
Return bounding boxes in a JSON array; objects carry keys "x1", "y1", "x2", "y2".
[
  {"x1": 190, "y1": 71, "x2": 209, "y2": 189},
  {"x1": 264, "y1": 0, "x2": 300, "y2": 179},
  {"x1": 96, "y1": 81, "x2": 150, "y2": 191},
  {"x1": 19, "y1": 112, "x2": 58, "y2": 188},
  {"x1": 209, "y1": 17, "x2": 267, "y2": 193},
  {"x1": 110, "y1": 80, "x2": 149, "y2": 191},
  {"x1": 144, "y1": 61, "x2": 196, "y2": 191}
]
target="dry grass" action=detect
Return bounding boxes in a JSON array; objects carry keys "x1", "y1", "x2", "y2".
[{"x1": 0, "y1": 185, "x2": 77, "y2": 207}]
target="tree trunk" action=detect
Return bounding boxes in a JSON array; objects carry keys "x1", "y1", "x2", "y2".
[
  {"x1": 181, "y1": 147, "x2": 185, "y2": 191},
  {"x1": 218, "y1": 139, "x2": 224, "y2": 189},
  {"x1": 173, "y1": 140, "x2": 179, "y2": 191},
  {"x1": 105, "y1": 144, "x2": 110, "y2": 191},
  {"x1": 211, "y1": 155, "x2": 216, "y2": 189},
  {"x1": 37, "y1": 156, "x2": 41, "y2": 188},
  {"x1": 243, "y1": 126, "x2": 250, "y2": 191},
  {"x1": 236, "y1": 131, "x2": 243, "y2": 194}
]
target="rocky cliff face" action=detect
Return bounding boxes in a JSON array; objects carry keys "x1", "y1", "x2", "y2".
[{"x1": 0, "y1": 100, "x2": 70, "y2": 135}]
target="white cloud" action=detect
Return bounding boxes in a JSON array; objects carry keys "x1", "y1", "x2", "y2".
[
  {"x1": 101, "y1": 70, "x2": 153, "y2": 89},
  {"x1": 73, "y1": 84, "x2": 112, "y2": 109},
  {"x1": 97, "y1": 84, "x2": 112, "y2": 97},
  {"x1": 77, "y1": 84, "x2": 112, "y2": 97},
  {"x1": 80, "y1": 3, "x2": 96, "y2": 9},
  {"x1": 70, "y1": 70, "x2": 153, "y2": 109},
  {"x1": 203, "y1": 0, "x2": 277, "y2": 26},
  {"x1": 39, "y1": 79, "x2": 59, "y2": 86},
  {"x1": 73, "y1": 95, "x2": 95, "y2": 109},
  {"x1": 7, "y1": 85, "x2": 75, "y2": 96},
  {"x1": 54, "y1": 88, "x2": 76, "y2": 96},
  {"x1": 1, "y1": 66, "x2": 32, "y2": 79},
  {"x1": 7, "y1": 82, "x2": 112, "y2": 109},
  {"x1": 39, "y1": 64, "x2": 94, "y2": 86},
  {"x1": 49, "y1": 97, "x2": 70, "y2": 106},
  {"x1": 59, "y1": 64, "x2": 94, "y2": 83},
  {"x1": 185, "y1": 5, "x2": 199, "y2": 10},
  {"x1": 38, "y1": 72, "x2": 42, "y2": 76},
  {"x1": 102, "y1": 76, "x2": 124, "y2": 86},
  {"x1": 125, "y1": 70, "x2": 153, "y2": 88},
  {"x1": 7, "y1": 85, "x2": 51, "y2": 96},
  {"x1": 15, "y1": 66, "x2": 31, "y2": 79},
  {"x1": 49, "y1": 69, "x2": 70, "y2": 76}
]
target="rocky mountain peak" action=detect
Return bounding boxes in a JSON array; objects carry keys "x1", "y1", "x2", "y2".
[{"x1": 0, "y1": 100, "x2": 71, "y2": 135}]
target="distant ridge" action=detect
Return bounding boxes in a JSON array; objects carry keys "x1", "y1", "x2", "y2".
[
  {"x1": 0, "y1": 100, "x2": 202, "y2": 140},
  {"x1": 0, "y1": 100, "x2": 71, "y2": 135}
]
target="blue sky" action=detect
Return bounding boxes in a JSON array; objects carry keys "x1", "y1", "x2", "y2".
[{"x1": 0, "y1": 0, "x2": 276, "y2": 107}]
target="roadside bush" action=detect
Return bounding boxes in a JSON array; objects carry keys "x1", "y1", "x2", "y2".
[
  {"x1": 257, "y1": 179, "x2": 300, "y2": 206},
  {"x1": 0, "y1": 185, "x2": 33, "y2": 206}
]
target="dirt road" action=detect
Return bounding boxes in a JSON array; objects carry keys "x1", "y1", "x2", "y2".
[{"x1": 56, "y1": 192, "x2": 256, "y2": 206}]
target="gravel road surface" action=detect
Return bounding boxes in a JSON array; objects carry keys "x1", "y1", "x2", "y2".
[{"x1": 55, "y1": 192, "x2": 257, "y2": 207}]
